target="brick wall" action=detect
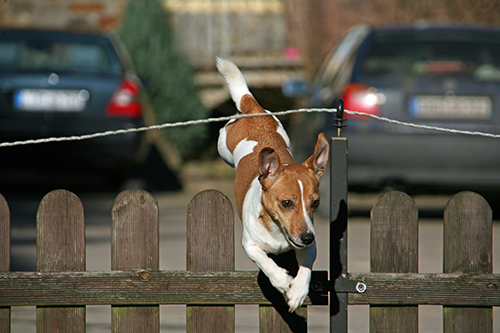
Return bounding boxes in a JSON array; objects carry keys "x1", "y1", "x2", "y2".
[{"x1": 0, "y1": 0, "x2": 125, "y2": 31}]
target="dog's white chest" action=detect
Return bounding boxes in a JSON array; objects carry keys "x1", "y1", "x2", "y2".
[{"x1": 241, "y1": 177, "x2": 292, "y2": 254}]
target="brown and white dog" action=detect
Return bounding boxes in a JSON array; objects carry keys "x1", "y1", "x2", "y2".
[{"x1": 216, "y1": 58, "x2": 329, "y2": 312}]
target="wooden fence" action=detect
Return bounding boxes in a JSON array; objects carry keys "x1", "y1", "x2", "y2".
[
  {"x1": 0, "y1": 189, "x2": 499, "y2": 332},
  {"x1": 0, "y1": 189, "x2": 327, "y2": 332},
  {"x1": 355, "y1": 190, "x2": 496, "y2": 332}
]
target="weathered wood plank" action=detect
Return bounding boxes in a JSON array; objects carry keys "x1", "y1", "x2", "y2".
[
  {"x1": 111, "y1": 190, "x2": 159, "y2": 270},
  {"x1": 0, "y1": 271, "x2": 497, "y2": 306},
  {"x1": 186, "y1": 190, "x2": 234, "y2": 271},
  {"x1": 36, "y1": 190, "x2": 86, "y2": 272},
  {"x1": 0, "y1": 270, "x2": 327, "y2": 306},
  {"x1": 258, "y1": 252, "x2": 308, "y2": 332},
  {"x1": 370, "y1": 191, "x2": 418, "y2": 333},
  {"x1": 111, "y1": 190, "x2": 159, "y2": 333},
  {"x1": 186, "y1": 190, "x2": 235, "y2": 333},
  {"x1": 347, "y1": 273, "x2": 500, "y2": 306},
  {"x1": 370, "y1": 191, "x2": 419, "y2": 273},
  {"x1": 36, "y1": 190, "x2": 86, "y2": 332},
  {"x1": 0, "y1": 193, "x2": 11, "y2": 333},
  {"x1": 260, "y1": 304, "x2": 307, "y2": 333},
  {"x1": 443, "y1": 191, "x2": 492, "y2": 333}
]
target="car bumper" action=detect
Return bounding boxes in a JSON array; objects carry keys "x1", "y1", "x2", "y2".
[
  {"x1": 0, "y1": 118, "x2": 145, "y2": 172},
  {"x1": 342, "y1": 131, "x2": 500, "y2": 192}
]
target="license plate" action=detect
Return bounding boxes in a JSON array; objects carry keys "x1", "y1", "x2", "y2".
[
  {"x1": 14, "y1": 89, "x2": 89, "y2": 112},
  {"x1": 409, "y1": 95, "x2": 492, "y2": 119}
]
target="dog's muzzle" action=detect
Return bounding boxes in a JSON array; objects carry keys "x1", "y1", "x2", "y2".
[
  {"x1": 300, "y1": 231, "x2": 315, "y2": 246},
  {"x1": 283, "y1": 227, "x2": 315, "y2": 249}
]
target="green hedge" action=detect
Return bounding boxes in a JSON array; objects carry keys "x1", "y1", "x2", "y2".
[{"x1": 119, "y1": 0, "x2": 208, "y2": 160}]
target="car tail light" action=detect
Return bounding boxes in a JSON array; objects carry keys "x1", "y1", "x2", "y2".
[
  {"x1": 105, "y1": 78, "x2": 142, "y2": 117},
  {"x1": 340, "y1": 83, "x2": 385, "y2": 118}
]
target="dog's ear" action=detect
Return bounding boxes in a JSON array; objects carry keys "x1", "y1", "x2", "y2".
[
  {"x1": 304, "y1": 133, "x2": 329, "y2": 178},
  {"x1": 259, "y1": 148, "x2": 283, "y2": 189}
]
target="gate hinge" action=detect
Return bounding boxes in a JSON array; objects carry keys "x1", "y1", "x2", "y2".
[{"x1": 310, "y1": 271, "x2": 367, "y2": 294}]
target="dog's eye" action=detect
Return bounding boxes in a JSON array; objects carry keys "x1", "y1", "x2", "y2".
[
  {"x1": 282, "y1": 200, "x2": 293, "y2": 209},
  {"x1": 311, "y1": 199, "x2": 320, "y2": 209}
]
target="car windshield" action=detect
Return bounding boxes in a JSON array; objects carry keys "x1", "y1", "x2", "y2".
[
  {"x1": 0, "y1": 38, "x2": 122, "y2": 75},
  {"x1": 360, "y1": 32, "x2": 500, "y2": 81}
]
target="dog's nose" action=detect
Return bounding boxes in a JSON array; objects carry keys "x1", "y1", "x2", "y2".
[{"x1": 301, "y1": 231, "x2": 315, "y2": 245}]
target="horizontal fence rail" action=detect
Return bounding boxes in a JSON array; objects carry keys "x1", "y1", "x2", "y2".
[
  {"x1": 348, "y1": 273, "x2": 500, "y2": 306},
  {"x1": 0, "y1": 271, "x2": 497, "y2": 307},
  {"x1": 0, "y1": 271, "x2": 328, "y2": 307}
]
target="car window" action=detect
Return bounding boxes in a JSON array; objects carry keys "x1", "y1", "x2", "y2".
[
  {"x1": 0, "y1": 43, "x2": 18, "y2": 66},
  {"x1": 0, "y1": 38, "x2": 122, "y2": 75},
  {"x1": 317, "y1": 25, "x2": 370, "y2": 89},
  {"x1": 360, "y1": 34, "x2": 500, "y2": 81},
  {"x1": 311, "y1": 25, "x2": 370, "y2": 106}
]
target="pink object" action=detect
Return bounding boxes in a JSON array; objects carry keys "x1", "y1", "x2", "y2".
[{"x1": 283, "y1": 46, "x2": 301, "y2": 61}]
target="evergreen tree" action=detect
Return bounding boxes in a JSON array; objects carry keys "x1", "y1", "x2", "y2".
[{"x1": 119, "y1": 0, "x2": 208, "y2": 160}]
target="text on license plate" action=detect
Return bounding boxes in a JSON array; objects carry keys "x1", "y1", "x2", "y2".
[
  {"x1": 14, "y1": 89, "x2": 90, "y2": 112},
  {"x1": 409, "y1": 95, "x2": 492, "y2": 119}
]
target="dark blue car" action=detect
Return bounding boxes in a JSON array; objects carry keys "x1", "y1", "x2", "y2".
[
  {"x1": 286, "y1": 23, "x2": 500, "y2": 197},
  {"x1": 0, "y1": 29, "x2": 149, "y2": 185}
]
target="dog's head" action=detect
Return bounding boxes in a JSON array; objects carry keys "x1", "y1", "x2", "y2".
[{"x1": 258, "y1": 133, "x2": 329, "y2": 249}]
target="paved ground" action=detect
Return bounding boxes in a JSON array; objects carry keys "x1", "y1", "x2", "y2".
[{"x1": 7, "y1": 172, "x2": 500, "y2": 332}]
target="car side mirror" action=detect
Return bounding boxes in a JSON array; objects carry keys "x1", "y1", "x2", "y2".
[{"x1": 282, "y1": 78, "x2": 310, "y2": 98}]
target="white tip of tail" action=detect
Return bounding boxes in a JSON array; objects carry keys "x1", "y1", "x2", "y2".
[{"x1": 216, "y1": 57, "x2": 251, "y2": 112}]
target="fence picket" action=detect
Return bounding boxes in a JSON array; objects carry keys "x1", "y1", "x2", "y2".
[
  {"x1": 36, "y1": 190, "x2": 86, "y2": 332},
  {"x1": 0, "y1": 194, "x2": 10, "y2": 333},
  {"x1": 111, "y1": 190, "x2": 159, "y2": 333},
  {"x1": 443, "y1": 191, "x2": 493, "y2": 332},
  {"x1": 186, "y1": 189, "x2": 235, "y2": 332},
  {"x1": 370, "y1": 191, "x2": 418, "y2": 333},
  {"x1": 257, "y1": 250, "x2": 308, "y2": 332},
  {"x1": 259, "y1": 282, "x2": 307, "y2": 332}
]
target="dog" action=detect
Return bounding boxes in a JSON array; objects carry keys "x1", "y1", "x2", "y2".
[{"x1": 216, "y1": 58, "x2": 329, "y2": 312}]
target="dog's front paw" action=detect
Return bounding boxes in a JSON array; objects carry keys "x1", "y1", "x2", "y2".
[
  {"x1": 268, "y1": 267, "x2": 293, "y2": 294},
  {"x1": 285, "y1": 270, "x2": 311, "y2": 312}
]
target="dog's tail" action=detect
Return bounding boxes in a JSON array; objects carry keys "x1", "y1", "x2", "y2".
[{"x1": 216, "y1": 57, "x2": 261, "y2": 114}]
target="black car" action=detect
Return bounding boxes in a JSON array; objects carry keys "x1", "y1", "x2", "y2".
[
  {"x1": 285, "y1": 23, "x2": 500, "y2": 197},
  {"x1": 0, "y1": 29, "x2": 149, "y2": 185}
]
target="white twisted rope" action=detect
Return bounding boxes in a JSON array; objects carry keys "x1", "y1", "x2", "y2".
[{"x1": 1, "y1": 108, "x2": 499, "y2": 148}]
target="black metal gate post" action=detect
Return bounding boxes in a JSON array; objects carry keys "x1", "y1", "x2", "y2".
[{"x1": 330, "y1": 100, "x2": 349, "y2": 332}]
